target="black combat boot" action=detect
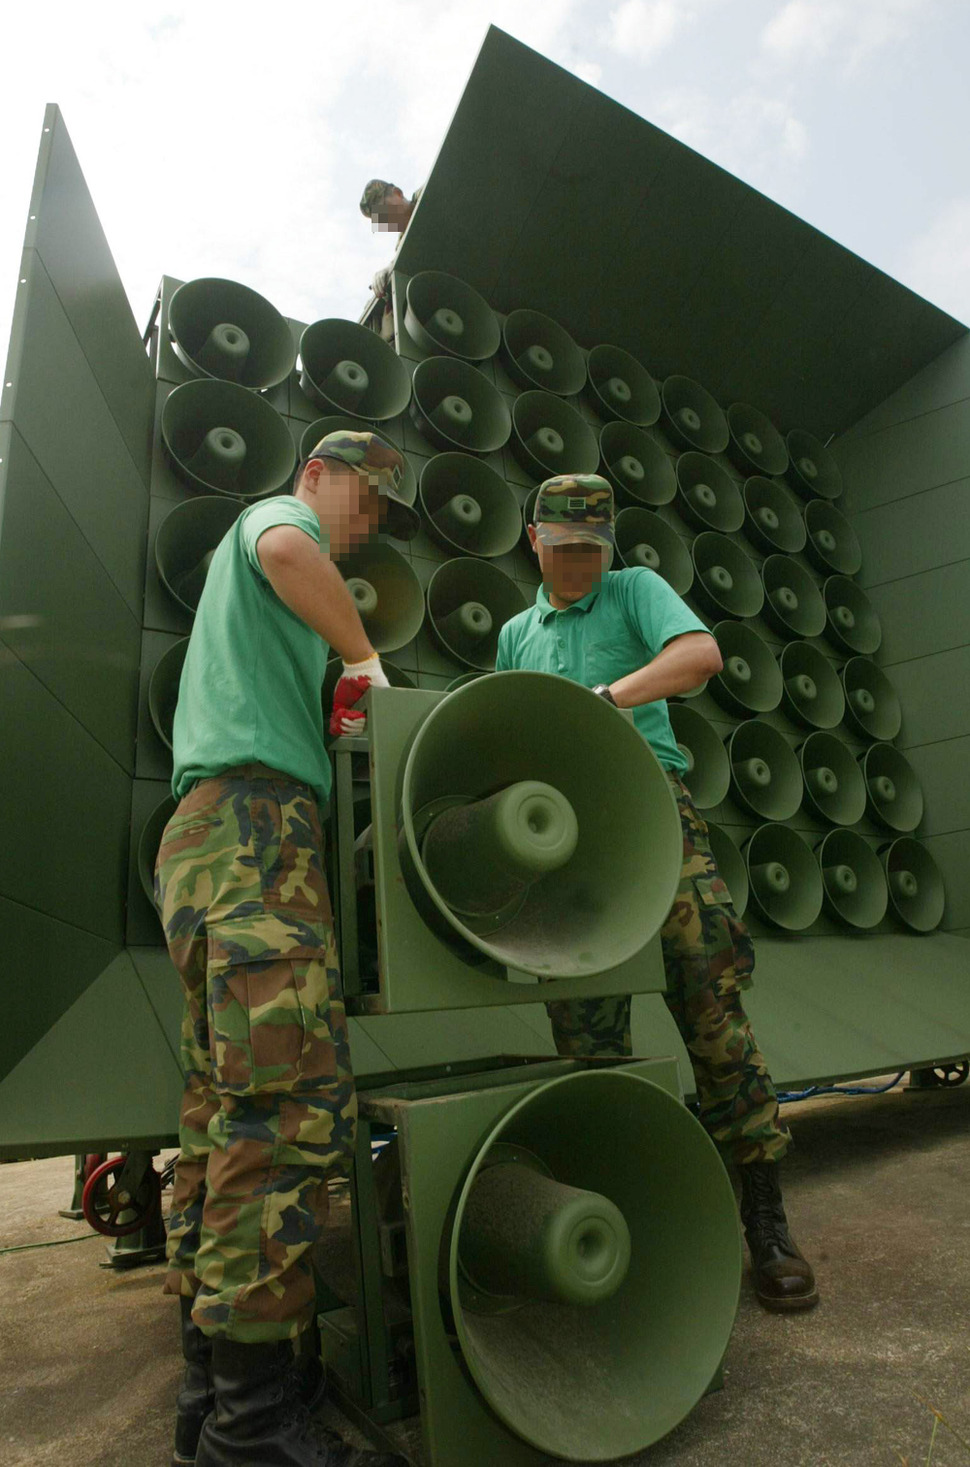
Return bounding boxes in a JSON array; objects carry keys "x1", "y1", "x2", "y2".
[
  {"x1": 195, "y1": 1337, "x2": 407, "y2": 1467},
  {"x1": 739, "y1": 1162, "x2": 818, "y2": 1312},
  {"x1": 172, "y1": 1296, "x2": 215, "y2": 1466}
]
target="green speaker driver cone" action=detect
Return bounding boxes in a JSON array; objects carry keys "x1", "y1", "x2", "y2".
[
  {"x1": 675, "y1": 452, "x2": 745, "y2": 533},
  {"x1": 338, "y1": 543, "x2": 424, "y2": 653},
  {"x1": 300, "y1": 415, "x2": 417, "y2": 510},
  {"x1": 744, "y1": 823, "x2": 824, "y2": 930},
  {"x1": 804, "y1": 500, "x2": 862, "y2": 576},
  {"x1": 860, "y1": 744, "x2": 924, "y2": 832},
  {"x1": 692, "y1": 534, "x2": 764, "y2": 619},
  {"x1": 815, "y1": 829, "x2": 888, "y2": 930},
  {"x1": 411, "y1": 356, "x2": 511, "y2": 454},
  {"x1": 600, "y1": 421, "x2": 677, "y2": 506},
  {"x1": 299, "y1": 318, "x2": 412, "y2": 421},
  {"x1": 880, "y1": 837, "x2": 945, "y2": 932},
  {"x1": 447, "y1": 1069, "x2": 740, "y2": 1461},
  {"x1": 706, "y1": 822, "x2": 749, "y2": 916},
  {"x1": 785, "y1": 429, "x2": 843, "y2": 501},
  {"x1": 661, "y1": 376, "x2": 730, "y2": 453},
  {"x1": 148, "y1": 638, "x2": 190, "y2": 751},
  {"x1": 742, "y1": 476, "x2": 807, "y2": 556},
  {"x1": 404, "y1": 271, "x2": 500, "y2": 360},
  {"x1": 799, "y1": 731, "x2": 867, "y2": 826},
  {"x1": 615, "y1": 508, "x2": 693, "y2": 594},
  {"x1": 168, "y1": 277, "x2": 296, "y2": 391},
  {"x1": 823, "y1": 576, "x2": 882, "y2": 656},
  {"x1": 761, "y1": 555, "x2": 827, "y2": 640},
  {"x1": 420, "y1": 453, "x2": 521, "y2": 558},
  {"x1": 399, "y1": 672, "x2": 682, "y2": 976},
  {"x1": 668, "y1": 704, "x2": 730, "y2": 809},
  {"x1": 512, "y1": 391, "x2": 599, "y2": 478},
  {"x1": 779, "y1": 642, "x2": 845, "y2": 730},
  {"x1": 586, "y1": 344, "x2": 661, "y2": 426},
  {"x1": 710, "y1": 621, "x2": 782, "y2": 716},
  {"x1": 841, "y1": 657, "x2": 902, "y2": 742},
  {"x1": 427, "y1": 560, "x2": 526, "y2": 670},
  {"x1": 726, "y1": 722, "x2": 802, "y2": 821},
  {"x1": 321, "y1": 656, "x2": 414, "y2": 744},
  {"x1": 501, "y1": 308, "x2": 587, "y2": 395},
  {"x1": 155, "y1": 497, "x2": 243, "y2": 615},
  {"x1": 727, "y1": 403, "x2": 789, "y2": 477},
  {"x1": 161, "y1": 379, "x2": 296, "y2": 500},
  {"x1": 138, "y1": 795, "x2": 178, "y2": 907}
]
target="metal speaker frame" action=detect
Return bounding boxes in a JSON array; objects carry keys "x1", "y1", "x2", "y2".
[
  {"x1": 881, "y1": 837, "x2": 946, "y2": 933},
  {"x1": 816, "y1": 829, "x2": 888, "y2": 931},
  {"x1": 706, "y1": 822, "x2": 749, "y2": 916},
  {"x1": 168, "y1": 276, "x2": 295, "y2": 391},
  {"x1": 614, "y1": 508, "x2": 693, "y2": 594},
  {"x1": 427, "y1": 559, "x2": 528, "y2": 670},
  {"x1": 710, "y1": 621, "x2": 782, "y2": 717},
  {"x1": 860, "y1": 744, "x2": 924, "y2": 833},
  {"x1": 154, "y1": 497, "x2": 242, "y2": 615},
  {"x1": 160, "y1": 379, "x2": 296, "y2": 500},
  {"x1": 661, "y1": 376, "x2": 729, "y2": 454},
  {"x1": 299, "y1": 319, "x2": 412, "y2": 421},
  {"x1": 599, "y1": 422, "x2": 676, "y2": 507},
  {"x1": 691, "y1": 533, "x2": 764, "y2": 620},
  {"x1": 823, "y1": 576, "x2": 882, "y2": 656},
  {"x1": 299, "y1": 416, "x2": 417, "y2": 509},
  {"x1": 761, "y1": 555, "x2": 828, "y2": 640},
  {"x1": 511, "y1": 391, "x2": 599, "y2": 479},
  {"x1": 804, "y1": 500, "x2": 862, "y2": 576},
  {"x1": 744, "y1": 823, "x2": 825, "y2": 931},
  {"x1": 148, "y1": 639, "x2": 190, "y2": 752},
  {"x1": 585, "y1": 344, "x2": 661, "y2": 426},
  {"x1": 742, "y1": 476, "x2": 807, "y2": 556},
  {"x1": 841, "y1": 657, "x2": 902, "y2": 742},
  {"x1": 420, "y1": 454, "x2": 521, "y2": 559},
  {"x1": 779, "y1": 642, "x2": 845, "y2": 730},
  {"x1": 339, "y1": 543, "x2": 425, "y2": 654},
  {"x1": 799, "y1": 731, "x2": 867, "y2": 826},
  {"x1": 786, "y1": 429, "x2": 843, "y2": 502},
  {"x1": 501, "y1": 308, "x2": 587, "y2": 396},
  {"x1": 675, "y1": 452, "x2": 745, "y2": 534},
  {"x1": 404, "y1": 271, "x2": 501, "y2": 361},
  {"x1": 726, "y1": 403, "x2": 789, "y2": 478},
  {"x1": 726, "y1": 721, "x2": 803, "y2": 821},
  {"x1": 668, "y1": 704, "x2": 731, "y2": 810}
]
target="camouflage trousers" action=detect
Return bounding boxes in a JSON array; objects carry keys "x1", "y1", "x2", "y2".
[
  {"x1": 546, "y1": 770, "x2": 790, "y2": 1167},
  {"x1": 154, "y1": 763, "x2": 356, "y2": 1342}
]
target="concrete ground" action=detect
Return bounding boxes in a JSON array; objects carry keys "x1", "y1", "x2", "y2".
[{"x1": 1, "y1": 1079, "x2": 969, "y2": 1467}]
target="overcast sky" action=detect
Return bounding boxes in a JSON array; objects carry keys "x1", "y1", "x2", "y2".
[{"x1": 2, "y1": 0, "x2": 969, "y2": 379}]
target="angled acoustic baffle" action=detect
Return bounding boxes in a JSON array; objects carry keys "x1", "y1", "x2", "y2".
[
  {"x1": 585, "y1": 344, "x2": 660, "y2": 426},
  {"x1": 420, "y1": 454, "x2": 520, "y2": 558},
  {"x1": 761, "y1": 554, "x2": 827, "y2": 640},
  {"x1": 742, "y1": 477, "x2": 807, "y2": 556},
  {"x1": 706, "y1": 822, "x2": 749, "y2": 916},
  {"x1": 779, "y1": 642, "x2": 845, "y2": 730},
  {"x1": 799, "y1": 731, "x2": 867, "y2": 826},
  {"x1": 501, "y1": 308, "x2": 587, "y2": 394},
  {"x1": 710, "y1": 622, "x2": 782, "y2": 717},
  {"x1": 426, "y1": 560, "x2": 527, "y2": 669},
  {"x1": 675, "y1": 453, "x2": 744, "y2": 533},
  {"x1": 786, "y1": 429, "x2": 843, "y2": 501},
  {"x1": 726, "y1": 403, "x2": 789, "y2": 478},
  {"x1": 299, "y1": 319, "x2": 412, "y2": 421},
  {"x1": 168, "y1": 277, "x2": 296, "y2": 391},
  {"x1": 161, "y1": 380, "x2": 296, "y2": 499},
  {"x1": 511, "y1": 390, "x2": 599, "y2": 478},
  {"x1": 727, "y1": 721, "x2": 802, "y2": 821},
  {"x1": 804, "y1": 500, "x2": 862, "y2": 576},
  {"x1": 823, "y1": 576, "x2": 882, "y2": 656},
  {"x1": 404, "y1": 271, "x2": 501, "y2": 361},
  {"x1": 816, "y1": 829, "x2": 888, "y2": 931},
  {"x1": 615, "y1": 507, "x2": 693, "y2": 593},
  {"x1": 668, "y1": 704, "x2": 731, "y2": 810},
  {"x1": 744, "y1": 824, "x2": 824, "y2": 931},
  {"x1": 600, "y1": 421, "x2": 676, "y2": 506},
  {"x1": 661, "y1": 376, "x2": 729, "y2": 453},
  {"x1": 881, "y1": 838, "x2": 946, "y2": 933},
  {"x1": 860, "y1": 745, "x2": 924, "y2": 832},
  {"x1": 154, "y1": 497, "x2": 242, "y2": 616},
  {"x1": 692, "y1": 534, "x2": 764, "y2": 620},
  {"x1": 841, "y1": 657, "x2": 902, "y2": 742}
]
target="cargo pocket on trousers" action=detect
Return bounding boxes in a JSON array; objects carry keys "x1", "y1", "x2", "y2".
[
  {"x1": 205, "y1": 911, "x2": 326, "y2": 1096},
  {"x1": 691, "y1": 873, "x2": 756, "y2": 996}
]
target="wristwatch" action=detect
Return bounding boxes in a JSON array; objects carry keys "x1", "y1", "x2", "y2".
[{"x1": 591, "y1": 684, "x2": 618, "y2": 706}]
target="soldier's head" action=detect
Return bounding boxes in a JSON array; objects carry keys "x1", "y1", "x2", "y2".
[
  {"x1": 528, "y1": 474, "x2": 616, "y2": 603},
  {"x1": 360, "y1": 178, "x2": 414, "y2": 233},
  {"x1": 294, "y1": 430, "x2": 419, "y2": 556}
]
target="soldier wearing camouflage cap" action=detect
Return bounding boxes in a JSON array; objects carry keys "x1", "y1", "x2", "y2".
[
  {"x1": 154, "y1": 430, "x2": 408, "y2": 1466},
  {"x1": 495, "y1": 471, "x2": 818, "y2": 1315},
  {"x1": 359, "y1": 178, "x2": 424, "y2": 343}
]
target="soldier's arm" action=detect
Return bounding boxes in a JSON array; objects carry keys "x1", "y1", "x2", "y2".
[
  {"x1": 608, "y1": 631, "x2": 722, "y2": 708},
  {"x1": 256, "y1": 526, "x2": 375, "y2": 665}
]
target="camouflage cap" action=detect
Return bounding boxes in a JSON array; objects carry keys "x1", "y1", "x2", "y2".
[
  {"x1": 359, "y1": 179, "x2": 395, "y2": 217},
  {"x1": 308, "y1": 429, "x2": 420, "y2": 541},
  {"x1": 533, "y1": 473, "x2": 616, "y2": 551}
]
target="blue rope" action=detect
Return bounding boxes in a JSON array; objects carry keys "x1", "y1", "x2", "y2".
[{"x1": 777, "y1": 1071, "x2": 906, "y2": 1104}]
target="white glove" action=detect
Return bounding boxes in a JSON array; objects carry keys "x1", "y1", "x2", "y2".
[{"x1": 329, "y1": 656, "x2": 391, "y2": 738}]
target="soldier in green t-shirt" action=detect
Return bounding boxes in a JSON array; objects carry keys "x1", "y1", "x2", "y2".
[{"x1": 496, "y1": 474, "x2": 818, "y2": 1315}]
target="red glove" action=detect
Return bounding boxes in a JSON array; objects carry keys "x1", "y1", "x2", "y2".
[{"x1": 329, "y1": 656, "x2": 390, "y2": 738}]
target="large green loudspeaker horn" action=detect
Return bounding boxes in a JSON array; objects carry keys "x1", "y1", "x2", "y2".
[
  {"x1": 779, "y1": 641, "x2": 845, "y2": 730},
  {"x1": 815, "y1": 829, "x2": 888, "y2": 931},
  {"x1": 675, "y1": 452, "x2": 744, "y2": 533},
  {"x1": 445, "y1": 670, "x2": 488, "y2": 693},
  {"x1": 403, "y1": 271, "x2": 500, "y2": 361},
  {"x1": 823, "y1": 575, "x2": 882, "y2": 656},
  {"x1": 804, "y1": 500, "x2": 862, "y2": 576},
  {"x1": 710, "y1": 621, "x2": 782, "y2": 717},
  {"x1": 726, "y1": 402, "x2": 789, "y2": 477},
  {"x1": 707, "y1": 822, "x2": 749, "y2": 916},
  {"x1": 511, "y1": 390, "x2": 599, "y2": 479},
  {"x1": 300, "y1": 415, "x2": 417, "y2": 509},
  {"x1": 881, "y1": 837, "x2": 945, "y2": 933},
  {"x1": 599, "y1": 421, "x2": 676, "y2": 506},
  {"x1": 742, "y1": 476, "x2": 806, "y2": 556},
  {"x1": 321, "y1": 656, "x2": 414, "y2": 744},
  {"x1": 448, "y1": 1069, "x2": 741, "y2": 1461},
  {"x1": 410, "y1": 357, "x2": 512, "y2": 454},
  {"x1": 399, "y1": 672, "x2": 682, "y2": 976},
  {"x1": 501, "y1": 308, "x2": 587, "y2": 395},
  {"x1": 691, "y1": 533, "x2": 764, "y2": 619},
  {"x1": 860, "y1": 744, "x2": 924, "y2": 832},
  {"x1": 339, "y1": 544, "x2": 425, "y2": 654},
  {"x1": 761, "y1": 554, "x2": 827, "y2": 640},
  {"x1": 841, "y1": 656, "x2": 902, "y2": 742},
  {"x1": 786, "y1": 429, "x2": 843, "y2": 501},
  {"x1": 161, "y1": 380, "x2": 296, "y2": 499},
  {"x1": 137, "y1": 795, "x2": 178, "y2": 906},
  {"x1": 744, "y1": 823, "x2": 824, "y2": 931},
  {"x1": 668, "y1": 704, "x2": 730, "y2": 809},
  {"x1": 299, "y1": 319, "x2": 411, "y2": 421},
  {"x1": 585, "y1": 344, "x2": 660, "y2": 426},
  {"x1": 419, "y1": 454, "x2": 520, "y2": 558},
  {"x1": 799, "y1": 731, "x2": 867, "y2": 826},
  {"x1": 615, "y1": 507, "x2": 693, "y2": 593},
  {"x1": 427, "y1": 559, "x2": 527, "y2": 670},
  {"x1": 149, "y1": 639, "x2": 190, "y2": 751},
  {"x1": 168, "y1": 277, "x2": 295, "y2": 391},
  {"x1": 661, "y1": 375, "x2": 729, "y2": 453},
  {"x1": 154, "y1": 497, "x2": 242, "y2": 615},
  {"x1": 726, "y1": 721, "x2": 802, "y2": 821}
]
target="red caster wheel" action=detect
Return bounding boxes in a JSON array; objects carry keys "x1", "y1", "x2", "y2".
[{"x1": 82, "y1": 1155, "x2": 162, "y2": 1237}]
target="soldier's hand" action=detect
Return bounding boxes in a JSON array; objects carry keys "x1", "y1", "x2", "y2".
[
  {"x1": 329, "y1": 656, "x2": 391, "y2": 738},
  {"x1": 371, "y1": 265, "x2": 393, "y2": 301}
]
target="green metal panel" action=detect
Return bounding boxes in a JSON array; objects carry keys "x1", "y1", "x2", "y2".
[
  {"x1": 839, "y1": 333, "x2": 970, "y2": 443},
  {"x1": 853, "y1": 477, "x2": 970, "y2": 587},
  {"x1": 892, "y1": 647, "x2": 970, "y2": 749},
  {"x1": 837, "y1": 398, "x2": 970, "y2": 510},
  {"x1": 863, "y1": 562, "x2": 970, "y2": 664},
  {"x1": 906, "y1": 738, "x2": 970, "y2": 840}
]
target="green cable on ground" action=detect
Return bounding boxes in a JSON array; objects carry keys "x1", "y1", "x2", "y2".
[{"x1": 0, "y1": 1232, "x2": 102, "y2": 1257}]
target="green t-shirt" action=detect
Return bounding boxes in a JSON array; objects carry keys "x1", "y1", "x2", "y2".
[
  {"x1": 172, "y1": 497, "x2": 332, "y2": 807},
  {"x1": 494, "y1": 568, "x2": 710, "y2": 774}
]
